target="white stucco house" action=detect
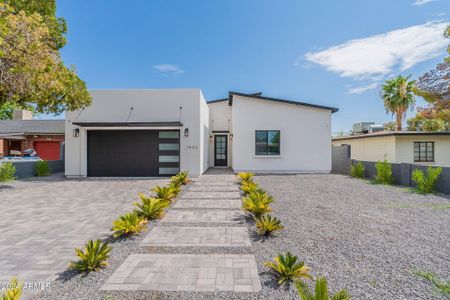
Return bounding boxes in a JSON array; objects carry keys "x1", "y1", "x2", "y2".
[{"x1": 65, "y1": 89, "x2": 338, "y2": 177}]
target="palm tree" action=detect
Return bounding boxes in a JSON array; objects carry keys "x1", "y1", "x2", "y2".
[
  {"x1": 296, "y1": 276, "x2": 351, "y2": 300},
  {"x1": 381, "y1": 75, "x2": 416, "y2": 131}
]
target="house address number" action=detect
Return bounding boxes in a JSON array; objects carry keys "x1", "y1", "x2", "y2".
[{"x1": 187, "y1": 145, "x2": 198, "y2": 150}]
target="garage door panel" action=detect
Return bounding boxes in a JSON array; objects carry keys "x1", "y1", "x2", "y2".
[{"x1": 88, "y1": 130, "x2": 167, "y2": 177}]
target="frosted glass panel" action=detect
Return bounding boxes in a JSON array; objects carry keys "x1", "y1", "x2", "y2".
[
  {"x1": 159, "y1": 167, "x2": 180, "y2": 175},
  {"x1": 159, "y1": 156, "x2": 179, "y2": 163},
  {"x1": 159, "y1": 131, "x2": 179, "y2": 138}
]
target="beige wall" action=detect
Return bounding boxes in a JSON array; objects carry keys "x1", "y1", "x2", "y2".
[
  {"x1": 332, "y1": 136, "x2": 396, "y2": 162},
  {"x1": 396, "y1": 136, "x2": 450, "y2": 166}
]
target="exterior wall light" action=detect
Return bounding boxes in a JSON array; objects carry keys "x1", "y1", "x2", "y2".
[
  {"x1": 184, "y1": 128, "x2": 189, "y2": 137},
  {"x1": 209, "y1": 135, "x2": 213, "y2": 142},
  {"x1": 73, "y1": 128, "x2": 80, "y2": 137},
  {"x1": 229, "y1": 133, "x2": 233, "y2": 141}
]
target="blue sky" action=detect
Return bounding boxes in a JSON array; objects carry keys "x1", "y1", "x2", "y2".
[{"x1": 56, "y1": 0, "x2": 449, "y2": 133}]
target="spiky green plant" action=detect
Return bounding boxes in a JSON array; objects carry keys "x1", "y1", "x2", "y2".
[
  {"x1": 111, "y1": 213, "x2": 147, "y2": 238},
  {"x1": 414, "y1": 269, "x2": 450, "y2": 297},
  {"x1": 265, "y1": 252, "x2": 312, "y2": 285},
  {"x1": 134, "y1": 193, "x2": 170, "y2": 220},
  {"x1": 168, "y1": 181, "x2": 181, "y2": 196},
  {"x1": 237, "y1": 172, "x2": 254, "y2": 183},
  {"x1": 0, "y1": 278, "x2": 22, "y2": 300},
  {"x1": 296, "y1": 276, "x2": 351, "y2": 300},
  {"x1": 176, "y1": 171, "x2": 190, "y2": 185},
  {"x1": 242, "y1": 190, "x2": 273, "y2": 218},
  {"x1": 68, "y1": 239, "x2": 111, "y2": 273},
  {"x1": 240, "y1": 181, "x2": 263, "y2": 195},
  {"x1": 412, "y1": 166, "x2": 442, "y2": 194},
  {"x1": 151, "y1": 185, "x2": 177, "y2": 202},
  {"x1": 255, "y1": 215, "x2": 284, "y2": 236}
]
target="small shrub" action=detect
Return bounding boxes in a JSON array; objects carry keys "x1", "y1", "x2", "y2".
[
  {"x1": 296, "y1": 276, "x2": 351, "y2": 300},
  {"x1": 374, "y1": 160, "x2": 394, "y2": 184},
  {"x1": 264, "y1": 251, "x2": 312, "y2": 285},
  {"x1": 34, "y1": 160, "x2": 50, "y2": 176},
  {"x1": 412, "y1": 166, "x2": 442, "y2": 194},
  {"x1": 151, "y1": 185, "x2": 177, "y2": 202},
  {"x1": 168, "y1": 181, "x2": 181, "y2": 196},
  {"x1": 0, "y1": 278, "x2": 23, "y2": 300},
  {"x1": 237, "y1": 172, "x2": 254, "y2": 183},
  {"x1": 134, "y1": 194, "x2": 170, "y2": 220},
  {"x1": 242, "y1": 190, "x2": 273, "y2": 218},
  {"x1": 112, "y1": 213, "x2": 147, "y2": 238},
  {"x1": 351, "y1": 162, "x2": 364, "y2": 178},
  {"x1": 0, "y1": 162, "x2": 15, "y2": 182},
  {"x1": 173, "y1": 171, "x2": 190, "y2": 185},
  {"x1": 255, "y1": 215, "x2": 284, "y2": 236},
  {"x1": 240, "y1": 181, "x2": 262, "y2": 195},
  {"x1": 414, "y1": 269, "x2": 450, "y2": 297},
  {"x1": 68, "y1": 239, "x2": 111, "y2": 273}
]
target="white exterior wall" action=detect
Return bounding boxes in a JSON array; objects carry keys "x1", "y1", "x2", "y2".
[
  {"x1": 332, "y1": 136, "x2": 396, "y2": 162},
  {"x1": 396, "y1": 136, "x2": 450, "y2": 167},
  {"x1": 65, "y1": 89, "x2": 205, "y2": 177},
  {"x1": 199, "y1": 91, "x2": 210, "y2": 172},
  {"x1": 231, "y1": 95, "x2": 332, "y2": 173},
  {"x1": 207, "y1": 101, "x2": 232, "y2": 167}
]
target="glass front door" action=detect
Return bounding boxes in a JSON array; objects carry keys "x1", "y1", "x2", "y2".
[{"x1": 214, "y1": 135, "x2": 228, "y2": 166}]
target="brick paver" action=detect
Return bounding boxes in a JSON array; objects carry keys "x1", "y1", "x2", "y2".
[
  {"x1": 182, "y1": 191, "x2": 241, "y2": 199},
  {"x1": 172, "y1": 199, "x2": 241, "y2": 209},
  {"x1": 161, "y1": 209, "x2": 244, "y2": 223},
  {"x1": 0, "y1": 176, "x2": 168, "y2": 285},
  {"x1": 101, "y1": 254, "x2": 261, "y2": 292},
  {"x1": 140, "y1": 227, "x2": 251, "y2": 247}
]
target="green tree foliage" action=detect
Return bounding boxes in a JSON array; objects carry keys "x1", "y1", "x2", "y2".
[
  {"x1": 381, "y1": 75, "x2": 416, "y2": 131},
  {"x1": 0, "y1": 101, "x2": 33, "y2": 120},
  {"x1": 0, "y1": 2, "x2": 91, "y2": 114}
]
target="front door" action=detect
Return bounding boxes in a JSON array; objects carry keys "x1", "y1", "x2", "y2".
[{"x1": 214, "y1": 135, "x2": 228, "y2": 166}]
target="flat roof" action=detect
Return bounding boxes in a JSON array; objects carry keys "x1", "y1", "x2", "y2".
[
  {"x1": 333, "y1": 131, "x2": 450, "y2": 141},
  {"x1": 223, "y1": 91, "x2": 339, "y2": 113}
]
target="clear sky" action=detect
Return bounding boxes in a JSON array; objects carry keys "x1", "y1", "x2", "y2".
[{"x1": 56, "y1": 0, "x2": 449, "y2": 133}]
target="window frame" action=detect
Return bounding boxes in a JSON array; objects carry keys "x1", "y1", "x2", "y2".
[
  {"x1": 255, "y1": 130, "x2": 281, "y2": 156},
  {"x1": 413, "y1": 141, "x2": 434, "y2": 162}
]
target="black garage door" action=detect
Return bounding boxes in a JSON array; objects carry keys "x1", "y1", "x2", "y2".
[{"x1": 87, "y1": 130, "x2": 180, "y2": 177}]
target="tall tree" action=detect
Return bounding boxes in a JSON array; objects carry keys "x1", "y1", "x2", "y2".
[
  {"x1": 0, "y1": 2, "x2": 91, "y2": 115},
  {"x1": 381, "y1": 75, "x2": 416, "y2": 131}
]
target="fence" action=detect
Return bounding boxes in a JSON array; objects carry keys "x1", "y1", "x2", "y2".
[
  {"x1": 3, "y1": 160, "x2": 64, "y2": 179},
  {"x1": 331, "y1": 145, "x2": 450, "y2": 194}
]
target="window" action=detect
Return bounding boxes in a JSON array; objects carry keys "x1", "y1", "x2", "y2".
[
  {"x1": 255, "y1": 130, "x2": 280, "y2": 155},
  {"x1": 414, "y1": 141, "x2": 434, "y2": 162}
]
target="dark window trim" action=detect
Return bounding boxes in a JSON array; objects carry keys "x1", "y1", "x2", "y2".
[
  {"x1": 255, "y1": 130, "x2": 281, "y2": 156},
  {"x1": 413, "y1": 141, "x2": 435, "y2": 162}
]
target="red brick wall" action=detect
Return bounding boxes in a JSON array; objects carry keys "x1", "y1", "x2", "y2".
[{"x1": 21, "y1": 135, "x2": 65, "y2": 152}]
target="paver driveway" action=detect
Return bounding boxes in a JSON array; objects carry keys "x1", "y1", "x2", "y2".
[{"x1": 0, "y1": 176, "x2": 168, "y2": 287}]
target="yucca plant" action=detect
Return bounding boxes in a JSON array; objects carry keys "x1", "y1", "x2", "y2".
[
  {"x1": 296, "y1": 276, "x2": 351, "y2": 300},
  {"x1": 242, "y1": 190, "x2": 273, "y2": 218},
  {"x1": 111, "y1": 213, "x2": 147, "y2": 238},
  {"x1": 264, "y1": 252, "x2": 312, "y2": 285},
  {"x1": 0, "y1": 278, "x2": 22, "y2": 300},
  {"x1": 151, "y1": 185, "x2": 177, "y2": 202},
  {"x1": 237, "y1": 172, "x2": 254, "y2": 183},
  {"x1": 240, "y1": 181, "x2": 262, "y2": 195},
  {"x1": 134, "y1": 193, "x2": 170, "y2": 220},
  {"x1": 68, "y1": 239, "x2": 111, "y2": 273},
  {"x1": 255, "y1": 215, "x2": 284, "y2": 236}
]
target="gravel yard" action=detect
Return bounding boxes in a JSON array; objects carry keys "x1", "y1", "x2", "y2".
[
  {"x1": 31, "y1": 173, "x2": 450, "y2": 300},
  {"x1": 252, "y1": 174, "x2": 450, "y2": 300}
]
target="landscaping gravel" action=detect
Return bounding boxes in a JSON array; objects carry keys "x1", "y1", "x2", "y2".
[{"x1": 34, "y1": 174, "x2": 450, "y2": 299}]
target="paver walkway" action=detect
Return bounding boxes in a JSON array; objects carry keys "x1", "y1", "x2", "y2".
[{"x1": 102, "y1": 168, "x2": 262, "y2": 293}]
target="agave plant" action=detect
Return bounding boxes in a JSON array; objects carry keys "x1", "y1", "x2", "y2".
[
  {"x1": 0, "y1": 278, "x2": 23, "y2": 300},
  {"x1": 111, "y1": 213, "x2": 148, "y2": 238},
  {"x1": 240, "y1": 181, "x2": 263, "y2": 195},
  {"x1": 296, "y1": 276, "x2": 351, "y2": 300},
  {"x1": 255, "y1": 215, "x2": 284, "y2": 236},
  {"x1": 134, "y1": 193, "x2": 170, "y2": 220},
  {"x1": 168, "y1": 181, "x2": 181, "y2": 196},
  {"x1": 237, "y1": 172, "x2": 254, "y2": 183},
  {"x1": 241, "y1": 190, "x2": 273, "y2": 218},
  {"x1": 151, "y1": 185, "x2": 177, "y2": 202},
  {"x1": 68, "y1": 239, "x2": 111, "y2": 273},
  {"x1": 264, "y1": 252, "x2": 312, "y2": 285}
]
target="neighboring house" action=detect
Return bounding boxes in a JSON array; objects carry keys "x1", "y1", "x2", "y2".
[
  {"x1": 0, "y1": 110, "x2": 64, "y2": 160},
  {"x1": 332, "y1": 131, "x2": 450, "y2": 167},
  {"x1": 65, "y1": 89, "x2": 338, "y2": 177}
]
